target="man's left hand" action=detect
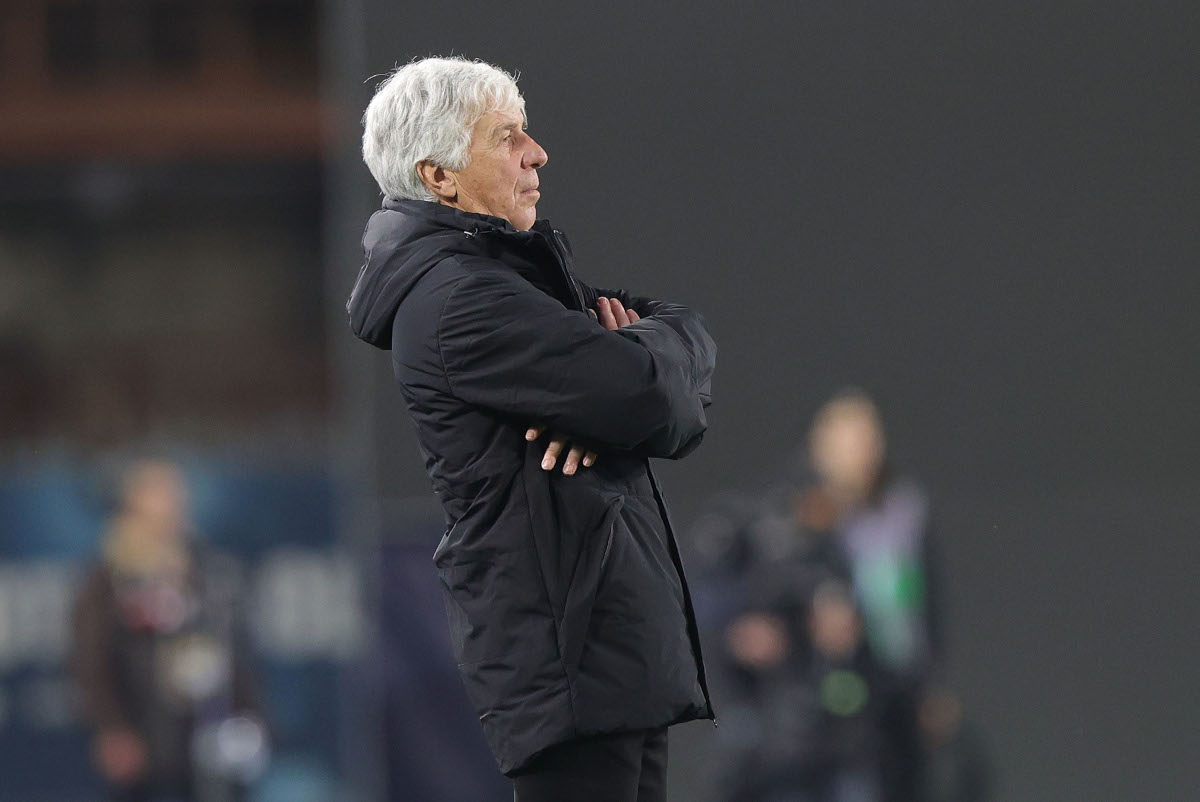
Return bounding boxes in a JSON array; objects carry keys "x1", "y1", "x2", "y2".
[{"x1": 595, "y1": 296, "x2": 640, "y2": 330}]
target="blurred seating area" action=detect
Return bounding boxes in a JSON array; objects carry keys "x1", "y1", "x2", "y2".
[
  {"x1": 0, "y1": 1, "x2": 328, "y2": 456},
  {"x1": 0, "y1": 3, "x2": 357, "y2": 800},
  {"x1": 0, "y1": 0, "x2": 322, "y2": 161}
]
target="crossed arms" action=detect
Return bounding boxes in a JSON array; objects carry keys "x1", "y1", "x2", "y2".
[
  {"x1": 528, "y1": 296, "x2": 642, "y2": 474},
  {"x1": 438, "y1": 267, "x2": 716, "y2": 471}
]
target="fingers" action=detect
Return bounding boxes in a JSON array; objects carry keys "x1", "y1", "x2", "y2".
[
  {"x1": 610, "y1": 298, "x2": 631, "y2": 327},
  {"x1": 532, "y1": 424, "x2": 597, "y2": 475},
  {"x1": 595, "y1": 297, "x2": 639, "y2": 329},
  {"x1": 562, "y1": 444, "x2": 587, "y2": 476},
  {"x1": 596, "y1": 297, "x2": 618, "y2": 330},
  {"x1": 541, "y1": 436, "x2": 566, "y2": 470}
]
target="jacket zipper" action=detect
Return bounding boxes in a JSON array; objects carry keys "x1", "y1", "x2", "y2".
[
  {"x1": 471, "y1": 225, "x2": 585, "y2": 312},
  {"x1": 473, "y1": 223, "x2": 714, "y2": 726},
  {"x1": 546, "y1": 223, "x2": 713, "y2": 724},
  {"x1": 548, "y1": 229, "x2": 587, "y2": 311}
]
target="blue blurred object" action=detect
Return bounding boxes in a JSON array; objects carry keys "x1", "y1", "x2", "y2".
[
  {"x1": 252, "y1": 755, "x2": 337, "y2": 802},
  {"x1": 0, "y1": 457, "x2": 347, "y2": 801},
  {"x1": 379, "y1": 540, "x2": 511, "y2": 802},
  {"x1": 0, "y1": 464, "x2": 101, "y2": 559}
]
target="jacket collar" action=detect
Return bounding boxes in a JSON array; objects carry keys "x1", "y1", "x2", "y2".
[
  {"x1": 382, "y1": 197, "x2": 526, "y2": 235},
  {"x1": 379, "y1": 200, "x2": 569, "y2": 252},
  {"x1": 379, "y1": 197, "x2": 576, "y2": 303}
]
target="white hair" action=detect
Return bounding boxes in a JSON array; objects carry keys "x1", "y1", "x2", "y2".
[{"x1": 362, "y1": 56, "x2": 526, "y2": 201}]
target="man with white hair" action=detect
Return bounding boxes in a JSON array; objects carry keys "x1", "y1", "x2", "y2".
[{"x1": 348, "y1": 56, "x2": 716, "y2": 801}]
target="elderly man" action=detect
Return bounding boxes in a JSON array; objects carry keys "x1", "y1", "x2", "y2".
[{"x1": 348, "y1": 56, "x2": 715, "y2": 802}]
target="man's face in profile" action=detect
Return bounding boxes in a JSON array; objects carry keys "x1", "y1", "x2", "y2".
[{"x1": 451, "y1": 109, "x2": 549, "y2": 231}]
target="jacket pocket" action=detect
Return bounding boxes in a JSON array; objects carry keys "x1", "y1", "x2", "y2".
[
  {"x1": 557, "y1": 494, "x2": 624, "y2": 674},
  {"x1": 438, "y1": 546, "x2": 551, "y2": 666}
]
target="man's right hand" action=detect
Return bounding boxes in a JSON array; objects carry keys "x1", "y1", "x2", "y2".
[{"x1": 526, "y1": 425, "x2": 597, "y2": 475}]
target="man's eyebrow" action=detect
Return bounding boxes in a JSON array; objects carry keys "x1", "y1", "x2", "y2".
[{"x1": 491, "y1": 120, "x2": 521, "y2": 139}]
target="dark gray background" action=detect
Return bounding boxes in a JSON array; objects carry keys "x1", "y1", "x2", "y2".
[{"x1": 327, "y1": 3, "x2": 1200, "y2": 800}]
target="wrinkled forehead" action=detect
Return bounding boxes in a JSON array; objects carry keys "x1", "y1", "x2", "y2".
[
  {"x1": 485, "y1": 99, "x2": 527, "y2": 128},
  {"x1": 485, "y1": 107, "x2": 526, "y2": 131},
  {"x1": 470, "y1": 108, "x2": 529, "y2": 148}
]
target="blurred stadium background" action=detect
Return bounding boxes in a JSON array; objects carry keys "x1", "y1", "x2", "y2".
[{"x1": 0, "y1": 2, "x2": 1197, "y2": 801}]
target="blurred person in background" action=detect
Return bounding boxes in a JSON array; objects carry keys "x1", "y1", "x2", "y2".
[
  {"x1": 71, "y1": 460, "x2": 267, "y2": 802},
  {"x1": 800, "y1": 390, "x2": 942, "y2": 802},
  {"x1": 694, "y1": 485, "x2": 894, "y2": 802},
  {"x1": 721, "y1": 578, "x2": 894, "y2": 802},
  {"x1": 695, "y1": 389, "x2": 988, "y2": 802}
]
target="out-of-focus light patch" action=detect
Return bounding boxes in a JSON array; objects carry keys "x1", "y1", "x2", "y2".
[
  {"x1": 819, "y1": 669, "x2": 869, "y2": 717},
  {"x1": 0, "y1": 562, "x2": 75, "y2": 668},
  {"x1": 161, "y1": 634, "x2": 230, "y2": 704},
  {"x1": 193, "y1": 714, "x2": 270, "y2": 783},
  {"x1": 252, "y1": 550, "x2": 363, "y2": 660},
  {"x1": 251, "y1": 755, "x2": 336, "y2": 802}
]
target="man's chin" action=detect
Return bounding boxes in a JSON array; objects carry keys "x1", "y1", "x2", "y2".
[{"x1": 513, "y1": 208, "x2": 537, "y2": 231}]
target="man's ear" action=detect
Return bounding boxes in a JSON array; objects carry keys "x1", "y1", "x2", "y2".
[{"x1": 417, "y1": 161, "x2": 457, "y2": 202}]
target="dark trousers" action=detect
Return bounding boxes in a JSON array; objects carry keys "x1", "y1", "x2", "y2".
[{"x1": 512, "y1": 727, "x2": 668, "y2": 802}]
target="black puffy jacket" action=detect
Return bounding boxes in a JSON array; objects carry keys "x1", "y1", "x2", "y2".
[{"x1": 347, "y1": 198, "x2": 716, "y2": 774}]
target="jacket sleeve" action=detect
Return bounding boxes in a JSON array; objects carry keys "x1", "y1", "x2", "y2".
[
  {"x1": 580, "y1": 280, "x2": 714, "y2": 414},
  {"x1": 438, "y1": 267, "x2": 715, "y2": 458}
]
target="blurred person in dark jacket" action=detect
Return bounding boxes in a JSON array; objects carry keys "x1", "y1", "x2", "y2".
[
  {"x1": 696, "y1": 389, "x2": 988, "y2": 802},
  {"x1": 694, "y1": 489, "x2": 893, "y2": 802},
  {"x1": 800, "y1": 390, "x2": 947, "y2": 802},
  {"x1": 71, "y1": 460, "x2": 265, "y2": 802},
  {"x1": 728, "y1": 582, "x2": 893, "y2": 802},
  {"x1": 803, "y1": 392, "x2": 941, "y2": 679},
  {"x1": 348, "y1": 57, "x2": 715, "y2": 802}
]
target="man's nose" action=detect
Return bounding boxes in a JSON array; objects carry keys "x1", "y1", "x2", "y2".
[{"x1": 524, "y1": 135, "x2": 548, "y2": 169}]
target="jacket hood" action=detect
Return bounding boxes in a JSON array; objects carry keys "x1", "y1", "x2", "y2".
[{"x1": 347, "y1": 198, "x2": 527, "y2": 349}]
